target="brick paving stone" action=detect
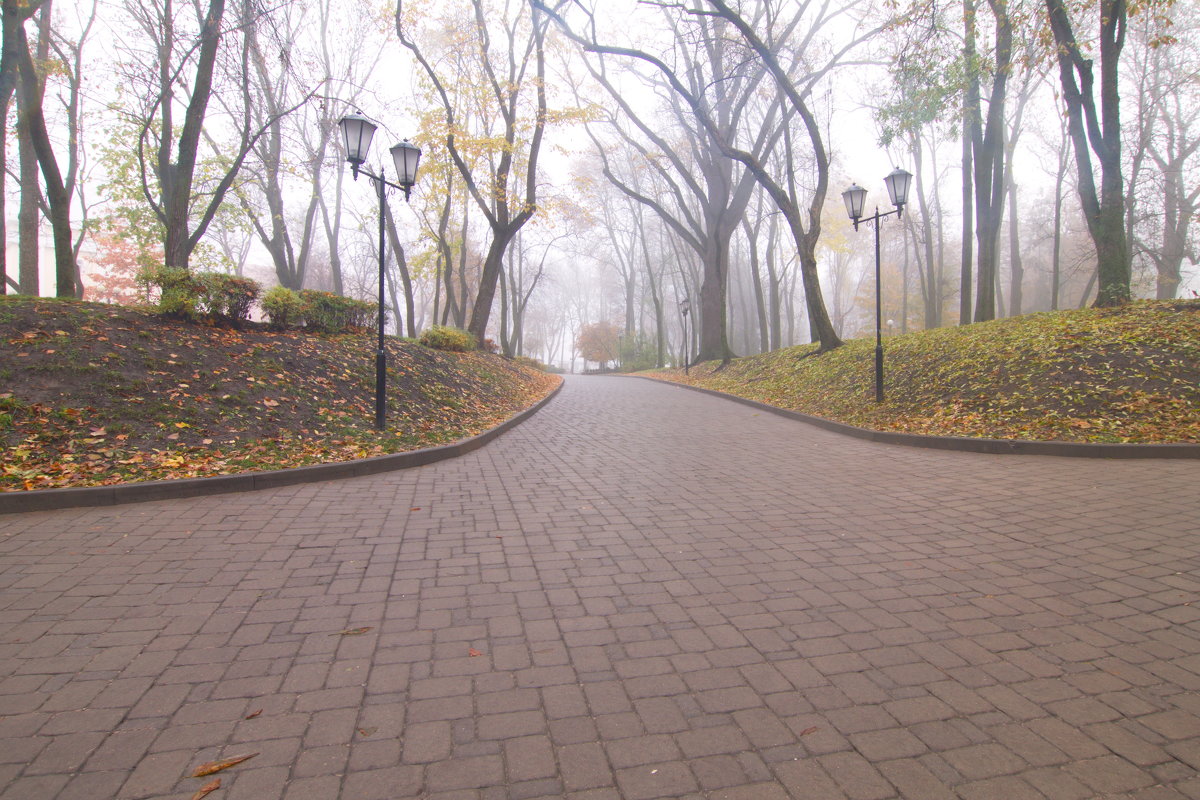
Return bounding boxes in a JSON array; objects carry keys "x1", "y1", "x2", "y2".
[{"x1": 0, "y1": 376, "x2": 1198, "y2": 798}]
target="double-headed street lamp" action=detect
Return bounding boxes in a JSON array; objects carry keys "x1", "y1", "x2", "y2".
[
  {"x1": 679, "y1": 297, "x2": 691, "y2": 376},
  {"x1": 338, "y1": 112, "x2": 421, "y2": 431},
  {"x1": 842, "y1": 167, "x2": 912, "y2": 403}
]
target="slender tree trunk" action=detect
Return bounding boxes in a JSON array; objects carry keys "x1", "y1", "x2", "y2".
[
  {"x1": 960, "y1": 0, "x2": 977, "y2": 324},
  {"x1": 1007, "y1": 172, "x2": 1023, "y2": 316},
  {"x1": 384, "y1": 202, "x2": 416, "y2": 337},
  {"x1": 912, "y1": 135, "x2": 938, "y2": 328},
  {"x1": 17, "y1": 106, "x2": 38, "y2": 294},
  {"x1": 0, "y1": 0, "x2": 41, "y2": 293},
  {"x1": 766, "y1": 214, "x2": 782, "y2": 350},
  {"x1": 743, "y1": 218, "x2": 769, "y2": 353},
  {"x1": 498, "y1": 267, "x2": 511, "y2": 355},
  {"x1": 16, "y1": 0, "x2": 73, "y2": 297},
  {"x1": 15, "y1": 1, "x2": 46, "y2": 294}
]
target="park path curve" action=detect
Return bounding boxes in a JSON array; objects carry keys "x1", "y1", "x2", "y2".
[{"x1": 1, "y1": 374, "x2": 1198, "y2": 800}]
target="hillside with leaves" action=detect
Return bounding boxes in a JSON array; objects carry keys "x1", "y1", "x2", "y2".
[
  {"x1": 647, "y1": 300, "x2": 1200, "y2": 444},
  {"x1": 1, "y1": 297, "x2": 560, "y2": 491}
]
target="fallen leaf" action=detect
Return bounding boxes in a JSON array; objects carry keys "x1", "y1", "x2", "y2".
[
  {"x1": 190, "y1": 778, "x2": 220, "y2": 800},
  {"x1": 468, "y1": 648, "x2": 483, "y2": 657},
  {"x1": 191, "y1": 752, "x2": 259, "y2": 777},
  {"x1": 244, "y1": 709, "x2": 263, "y2": 720},
  {"x1": 332, "y1": 626, "x2": 373, "y2": 637},
  {"x1": 357, "y1": 727, "x2": 377, "y2": 737},
  {"x1": 798, "y1": 726, "x2": 819, "y2": 736}
]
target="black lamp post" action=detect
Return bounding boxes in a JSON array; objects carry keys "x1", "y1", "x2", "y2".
[
  {"x1": 679, "y1": 297, "x2": 691, "y2": 376},
  {"x1": 842, "y1": 167, "x2": 912, "y2": 402},
  {"x1": 338, "y1": 112, "x2": 421, "y2": 431}
]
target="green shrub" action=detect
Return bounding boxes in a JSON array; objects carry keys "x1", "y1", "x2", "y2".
[
  {"x1": 513, "y1": 355, "x2": 547, "y2": 371},
  {"x1": 618, "y1": 332, "x2": 658, "y2": 372},
  {"x1": 196, "y1": 273, "x2": 260, "y2": 322},
  {"x1": 261, "y1": 286, "x2": 303, "y2": 329},
  {"x1": 137, "y1": 266, "x2": 202, "y2": 319},
  {"x1": 419, "y1": 325, "x2": 476, "y2": 352},
  {"x1": 136, "y1": 266, "x2": 261, "y2": 323},
  {"x1": 298, "y1": 290, "x2": 377, "y2": 333}
]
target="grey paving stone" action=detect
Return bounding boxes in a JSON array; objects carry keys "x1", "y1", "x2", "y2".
[{"x1": 0, "y1": 375, "x2": 1198, "y2": 798}]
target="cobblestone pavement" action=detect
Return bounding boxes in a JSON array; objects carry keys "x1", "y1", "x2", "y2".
[{"x1": 1, "y1": 375, "x2": 1199, "y2": 800}]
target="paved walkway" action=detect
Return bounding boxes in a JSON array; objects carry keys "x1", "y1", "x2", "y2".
[{"x1": 1, "y1": 375, "x2": 1199, "y2": 800}]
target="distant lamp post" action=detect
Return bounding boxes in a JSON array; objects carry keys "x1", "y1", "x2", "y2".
[
  {"x1": 338, "y1": 112, "x2": 421, "y2": 430},
  {"x1": 842, "y1": 167, "x2": 912, "y2": 402},
  {"x1": 679, "y1": 297, "x2": 691, "y2": 376}
]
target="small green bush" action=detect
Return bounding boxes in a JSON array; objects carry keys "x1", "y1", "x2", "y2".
[
  {"x1": 137, "y1": 267, "x2": 260, "y2": 323},
  {"x1": 419, "y1": 325, "x2": 476, "y2": 352},
  {"x1": 197, "y1": 273, "x2": 260, "y2": 322},
  {"x1": 513, "y1": 355, "x2": 547, "y2": 371},
  {"x1": 137, "y1": 265, "x2": 201, "y2": 319},
  {"x1": 261, "y1": 286, "x2": 303, "y2": 329},
  {"x1": 298, "y1": 290, "x2": 376, "y2": 333}
]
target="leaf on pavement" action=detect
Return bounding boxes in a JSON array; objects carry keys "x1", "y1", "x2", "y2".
[
  {"x1": 191, "y1": 752, "x2": 259, "y2": 777},
  {"x1": 190, "y1": 778, "x2": 221, "y2": 800},
  {"x1": 332, "y1": 626, "x2": 373, "y2": 637}
]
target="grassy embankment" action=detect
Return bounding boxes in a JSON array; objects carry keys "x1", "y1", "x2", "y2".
[
  {"x1": 644, "y1": 300, "x2": 1199, "y2": 444},
  {"x1": 0, "y1": 296, "x2": 559, "y2": 491}
]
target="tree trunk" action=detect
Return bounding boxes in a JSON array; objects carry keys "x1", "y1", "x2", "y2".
[
  {"x1": 15, "y1": 0, "x2": 47, "y2": 295},
  {"x1": 17, "y1": 106, "x2": 38, "y2": 294},
  {"x1": 15, "y1": 0, "x2": 73, "y2": 297},
  {"x1": 468, "y1": 231, "x2": 517, "y2": 346},
  {"x1": 960, "y1": 0, "x2": 977, "y2": 325},
  {"x1": 498, "y1": 267, "x2": 511, "y2": 355},
  {"x1": 1045, "y1": 0, "x2": 1131, "y2": 307},
  {"x1": 157, "y1": 0, "x2": 227, "y2": 272},
  {"x1": 912, "y1": 135, "x2": 939, "y2": 329},
  {"x1": 971, "y1": 0, "x2": 1012, "y2": 323},
  {"x1": 1007, "y1": 172, "x2": 1023, "y2": 316},
  {"x1": 0, "y1": 0, "x2": 42, "y2": 294},
  {"x1": 696, "y1": 234, "x2": 733, "y2": 363},
  {"x1": 384, "y1": 202, "x2": 417, "y2": 338}
]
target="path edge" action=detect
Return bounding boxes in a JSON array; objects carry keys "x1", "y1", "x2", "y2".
[
  {"x1": 0, "y1": 380, "x2": 563, "y2": 515},
  {"x1": 631, "y1": 375, "x2": 1200, "y2": 460}
]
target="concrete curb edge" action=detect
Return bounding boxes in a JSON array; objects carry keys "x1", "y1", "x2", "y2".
[
  {"x1": 0, "y1": 380, "x2": 564, "y2": 515},
  {"x1": 630, "y1": 375, "x2": 1200, "y2": 460}
]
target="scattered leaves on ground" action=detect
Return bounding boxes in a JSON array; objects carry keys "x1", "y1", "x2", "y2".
[
  {"x1": 1, "y1": 297, "x2": 560, "y2": 491},
  {"x1": 645, "y1": 300, "x2": 1199, "y2": 444}
]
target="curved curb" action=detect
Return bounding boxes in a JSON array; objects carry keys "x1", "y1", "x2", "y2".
[
  {"x1": 0, "y1": 381, "x2": 563, "y2": 515},
  {"x1": 631, "y1": 375, "x2": 1200, "y2": 460}
]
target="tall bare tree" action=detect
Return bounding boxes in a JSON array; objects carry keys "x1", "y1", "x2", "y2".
[
  {"x1": 10, "y1": 0, "x2": 77, "y2": 297},
  {"x1": 118, "y1": 0, "x2": 302, "y2": 272},
  {"x1": 397, "y1": 0, "x2": 549, "y2": 348}
]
